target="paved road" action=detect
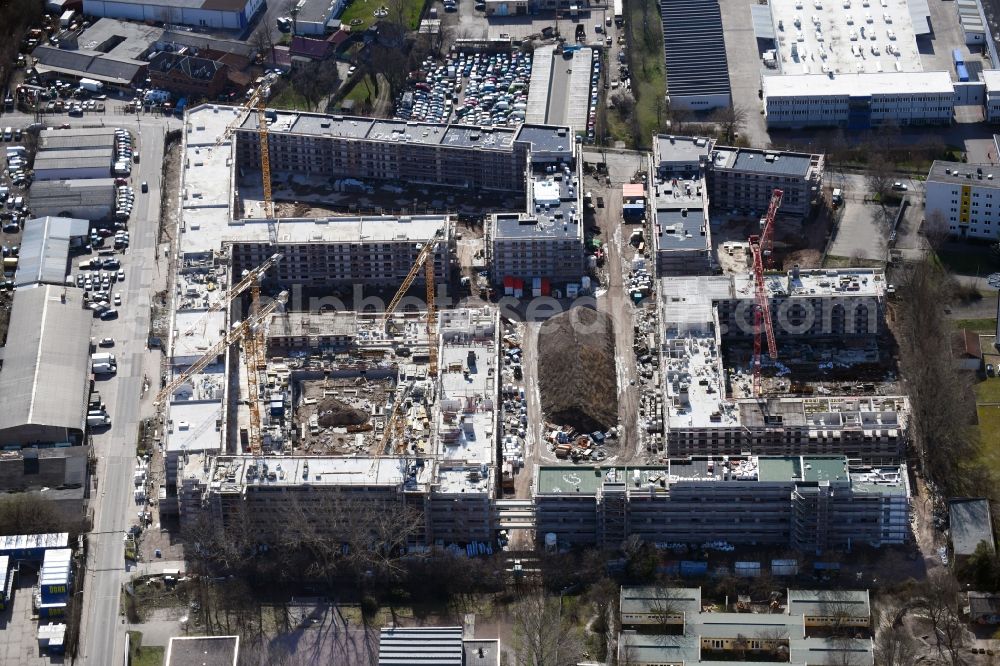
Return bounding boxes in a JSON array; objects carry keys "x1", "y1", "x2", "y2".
[
  {"x1": 0, "y1": 107, "x2": 182, "y2": 665},
  {"x1": 78, "y1": 117, "x2": 175, "y2": 666}
]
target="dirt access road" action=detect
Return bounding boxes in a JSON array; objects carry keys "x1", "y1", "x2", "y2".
[{"x1": 585, "y1": 147, "x2": 649, "y2": 461}]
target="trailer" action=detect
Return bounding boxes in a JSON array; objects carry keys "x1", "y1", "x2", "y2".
[{"x1": 78, "y1": 78, "x2": 103, "y2": 93}]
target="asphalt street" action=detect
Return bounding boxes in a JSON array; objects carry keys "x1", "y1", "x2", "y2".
[{"x1": 0, "y1": 107, "x2": 181, "y2": 665}]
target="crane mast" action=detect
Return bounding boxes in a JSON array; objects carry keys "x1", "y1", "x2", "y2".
[
  {"x1": 380, "y1": 238, "x2": 440, "y2": 454},
  {"x1": 748, "y1": 189, "x2": 784, "y2": 397},
  {"x1": 210, "y1": 80, "x2": 277, "y2": 243}
]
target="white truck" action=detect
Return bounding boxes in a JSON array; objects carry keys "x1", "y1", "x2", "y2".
[
  {"x1": 78, "y1": 78, "x2": 104, "y2": 94},
  {"x1": 87, "y1": 413, "x2": 111, "y2": 427},
  {"x1": 143, "y1": 89, "x2": 171, "y2": 104},
  {"x1": 91, "y1": 352, "x2": 116, "y2": 364},
  {"x1": 92, "y1": 362, "x2": 116, "y2": 375}
]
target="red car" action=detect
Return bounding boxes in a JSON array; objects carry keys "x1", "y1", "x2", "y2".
[{"x1": 115, "y1": 177, "x2": 128, "y2": 186}]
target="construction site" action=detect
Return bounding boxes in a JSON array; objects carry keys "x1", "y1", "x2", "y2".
[{"x1": 655, "y1": 189, "x2": 908, "y2": 463}]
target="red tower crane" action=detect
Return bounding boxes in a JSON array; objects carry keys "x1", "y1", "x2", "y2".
[{"x1": 748, "y1": 189, "x2": 784, "y2": 397}]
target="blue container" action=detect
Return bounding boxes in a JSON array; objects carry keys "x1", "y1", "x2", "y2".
[
  {"x1": 680, "y1": 560, "x2": 708, "y2": 577},
  {"x1": 957, "y1": 63, "x2": 970, "y2": 82}
]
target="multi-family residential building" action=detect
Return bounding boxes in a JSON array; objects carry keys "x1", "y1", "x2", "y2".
[
  {"x1": 535, "y1": 456, "x2": 909, "y2": 552},
  {"x1": 706, "y1": 147, "x2": 823, "y2": 217},
  {"x1": 227, "y1": 215, "x2": 452, "y2": 289},
  {"x1": 659, "y1": 272, "x2": 906, "y2": 461},
  {"x1": 762, "y1": 72, "x2": 955, "y2": 129},
  {"x1": 924, "y1": 161, "x2": 1000, "y2": 240},
  {"x1": 650, "y1": 136, "x2": 713, "y2": 276},
  {"x1": 487, "y1": 161, "x2": 585, "y2": 287},
  {"x1": 648, "y1": 136, "x2": 823, "y2": 275},
  {"x1": 234, "y1": 113, "x2": 575, "y2": 194},
  {"x1": 618, "y1": 586, "x2": 874, "y2": 666},
  {"x1": 178, "y1": 307, "x2": 502, "y2": 547}
]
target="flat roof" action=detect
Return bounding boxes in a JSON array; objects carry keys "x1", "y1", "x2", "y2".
[
  {"x1": 0, "y1": 533, "x2": 69, "y2": 553},
  {"x1": 654, "y1": 134, "x2": 714, "y2": 170},
  {"x1": 172, "y1": 309, "x2": 226, "y2": 360},
  {"x1": 949, "y1": 498, "x2": 995, "y2": 556},
  {"x1": 769, "y1": 0, "x2": 923, "y2": 75},
  {"x1": 620, "y1": 586, "x2": 702, "y2": 617},
  {"x1": 927, "y1": 160, "x2": 1000, "y2": 187},
  {"x1": 166, "y1": 400, "x2": 223, "y2": 454},
  {"x1": 76, "y1": 18, "x2": 164, "y2": 60},
  {"x1": 655, "y1": 208, "x2": 706, "y2": 250},
  {"x1": 659, "y1": 0, "x2": 732, "y2": 98},
  {"x1": 0, "y1": 285, "x2": 92, "y2": 436},
  {"x1": 241, "y1": 109, "x2": 572, "y2": 157},
  {"x1": 211, "y1": 455, "x2": 430, "y2": 491},
  {"x1": 165, "y1": 636, "x2": 239, "y2": 666},
  {"x1": 786, "y1": 589, "x2": 871, "y2": 618},
  {"x1": 731, "y1": 268, "x2": 886, "y2": 299},
  {"x1": 757, "y1": 456, "x2": 849, "y2": 483},
  {"x1": 763, "y1": 71, "x2": 954, "y2": 98},
  {"x1": 536, "y1": 457, "x2": 907, "y2": 496},
  {"x1": 711, "y1": 147, "x2": 816, "y2": 177},
  {"x1": 492, "y1": 211, "x2": 581, "y2": 240},
  {"x1": 289, "y1": 0, "x2": 337, "y2": 23}
]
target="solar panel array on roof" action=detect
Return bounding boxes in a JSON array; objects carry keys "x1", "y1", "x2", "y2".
[{"x1": 659, "y1": 0, "x2": 732, "y2": 101}]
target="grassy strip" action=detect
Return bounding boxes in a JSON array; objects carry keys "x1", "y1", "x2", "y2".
[{"x1": 128, "y1": 631, "x2": 165, "y2": 666}]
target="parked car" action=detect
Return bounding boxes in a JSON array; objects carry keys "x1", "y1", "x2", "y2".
[{"x1": 98, "y1": 337, "x2": 115, "y2": 347}]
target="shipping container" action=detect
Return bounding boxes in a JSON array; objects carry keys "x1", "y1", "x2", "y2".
[{"x1": 679, "y1": 560, "x2": 708, "y2": 577}]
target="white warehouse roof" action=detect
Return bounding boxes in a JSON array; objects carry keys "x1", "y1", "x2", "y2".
[{"x1": 763, "y1": 70, "x2": 955, "y2": 97}]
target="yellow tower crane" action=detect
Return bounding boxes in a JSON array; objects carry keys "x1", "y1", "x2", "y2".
[
  {"x1": 155, "y1": 291, "x2": 288, "y2": 456},
  {"x1": 178, "y1": 253, "x2": 282, "y2": 337},
  {"x1": 380, "y1": 237, "x2": 441, "y2": 454},
  {"x1": 212, "y1": 78, "x2": 278, "y2": 243}
]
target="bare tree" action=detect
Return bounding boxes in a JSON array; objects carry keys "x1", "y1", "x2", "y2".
[
  {"x1": 865, "y1": 154, "x2": 895, "y2": 204},
  {"x1": 511, "y1": 592, "x2": 585, "y2": 666},
  {"x1": 711, "y1": 105, "x2": 748, "y2": 144},
  {"x1": 923, "y1": 209, "x2": 952, "y2": 250},
  {"x1": 610, "y1": 90, "x2": 636, "y2": 116},
  {"x1": 893, "y1": 257, "x2": 982, "y2": 495},
  {"x1": 648, "y1": 587, "x2": 685, "y2": 632},
  {"x1": 250, "y1": 25, "x2": 276, "y2": 67},
  {"x1": 873, "y1": 600, "x2": 918, "y2": 666},
  {"x1": 917, "y1": 569, "x2": 970, "y2": 666},
  {"x1": 289, "y1": 59, "x2": 341, "y2": 111}
]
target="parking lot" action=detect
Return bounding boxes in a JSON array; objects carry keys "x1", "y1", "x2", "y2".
[{"x1": 394, "y1": 50, "x2": 533, "y2": 126}]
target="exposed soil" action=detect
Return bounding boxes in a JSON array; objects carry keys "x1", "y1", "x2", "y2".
[
  {"x1": 537, "y1": 307, "x2": 618, "y2": 433},
  {"x1": 316, "y1": 397, "x2": 369, "y2": 428}
]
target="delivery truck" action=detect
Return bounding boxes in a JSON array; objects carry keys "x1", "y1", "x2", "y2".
[
  {"x1": 87, "y1": 414, "x2": 111, "y2": 427},
  {"x1": 78, "y1": 78, "x2": 103, "y2": 94}
]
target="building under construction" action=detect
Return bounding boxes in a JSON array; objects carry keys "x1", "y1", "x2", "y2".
[
  {"x1": 175, "y1": 305, "x2": 502, "y2": 547},
  {"x1": 162, "y1": 104, "x2": 912, "y2": 554},
  {"x1": 657, "y1": 270, "x2": 908, "y2": 462}
]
